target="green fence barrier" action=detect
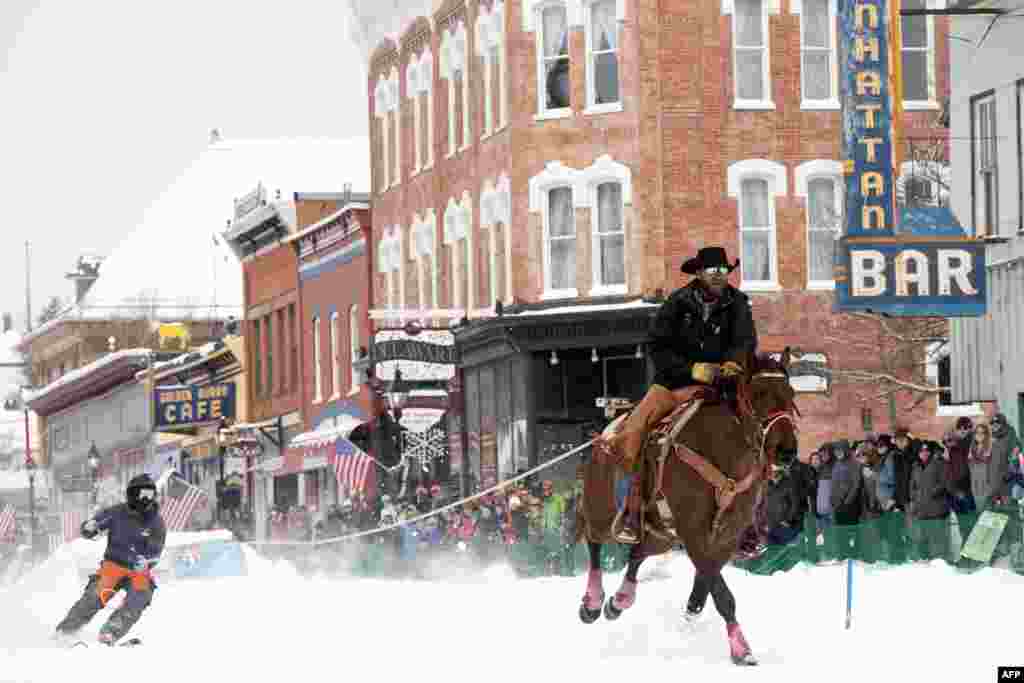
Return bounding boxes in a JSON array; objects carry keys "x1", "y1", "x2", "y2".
[{"x1": 734, "y1": 502, "x2": 1024, "y2": 576}]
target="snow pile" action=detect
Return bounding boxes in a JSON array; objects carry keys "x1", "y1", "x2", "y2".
[{"x1": 0, "y1": 551, "x2": 1020, "y2": 682}]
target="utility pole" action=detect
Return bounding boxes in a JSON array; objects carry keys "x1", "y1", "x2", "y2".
[{"x1": 25, "y1": 241, "x2": 32, "y2": 333}]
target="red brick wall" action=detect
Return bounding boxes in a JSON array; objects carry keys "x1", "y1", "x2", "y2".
[
  {"x1": 242, "y1": 243, "x2": 301, "y2": 423},
  {"x1": 295, "y1": 206, "x2": 376, "y2": 429},
  {"x1": 361, "y1": 1, "x2": 962, "y2": 450}
]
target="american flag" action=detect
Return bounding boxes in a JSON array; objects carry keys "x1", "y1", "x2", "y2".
[
  {"x1": 0, "y1": 504, "x2": 16, "y2": 544},
  {"x1": 160, "y1": 474, "x2": 208, "y2": 532},
  {"x1": 334, "y1": 439, "x2": 375, "y2": 497}
]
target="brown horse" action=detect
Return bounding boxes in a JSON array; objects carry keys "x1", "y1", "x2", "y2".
[{"x1": 576, "y1": 352, "x2": 800, "y2": 666}]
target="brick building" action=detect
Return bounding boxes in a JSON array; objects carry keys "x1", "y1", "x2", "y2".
[
  {"x1": 283, "y1": 193, "x2": 381, "y2": 509},
  {"x1": 347, "y1": 0, "x2": 960, "y2": 490}
]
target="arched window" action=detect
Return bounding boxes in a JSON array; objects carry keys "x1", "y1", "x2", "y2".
[
  {"x1": 312, "y1": 316, "x2": 322, "y2": 402},
  {"x1": 330, "y1": 311, "x2": 340, "y2": 398}
]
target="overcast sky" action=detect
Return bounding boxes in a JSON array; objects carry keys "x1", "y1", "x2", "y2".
[{"x1": 0, "y1": 0, "x2": 367, "y2": 333}]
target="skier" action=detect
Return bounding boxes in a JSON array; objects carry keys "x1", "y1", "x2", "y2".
[{"x1": 53, "y1": 474, "x2": 167, "y2": 647}]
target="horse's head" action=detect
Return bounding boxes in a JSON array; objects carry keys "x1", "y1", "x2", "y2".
[{"x1": 736, "y1": 350, "x2": 801, "y2": 472}]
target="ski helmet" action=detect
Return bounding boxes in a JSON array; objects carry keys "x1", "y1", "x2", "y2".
[{"x1": 127, "y1": 474, "x2": 158, "y2": 513}]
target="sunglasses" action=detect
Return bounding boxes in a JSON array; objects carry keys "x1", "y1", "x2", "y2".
[{"x1": 702, "y1": 267, "x2": 729, "y2": 276}]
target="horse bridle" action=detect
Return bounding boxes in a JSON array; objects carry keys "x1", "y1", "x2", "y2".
[{"x1": 749, "y1": 371, "x2": 799, "y2": 470}]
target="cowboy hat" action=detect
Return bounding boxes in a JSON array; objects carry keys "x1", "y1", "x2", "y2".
[{"x1": 680, "y1": 246, "x2": 739, "y2": 275}]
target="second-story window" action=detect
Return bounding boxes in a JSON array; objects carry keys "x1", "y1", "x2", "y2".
[
  {"x1": 264, "y1": 315, "x2": 273, "y2": 397},
  {"x1": 252, "y1": 320, "x2": 262, "y2": 397},
  {"x1": 585, "y1": 0, "x2": 620, "y2": 109},
  {"x1": 799, "y1": 0, "x2": 836, "y2": 108},
  {"x1": 288, "y1": 303, "x2": 298, "y2": 392},
  {"x1": 349, "y1": 304, "x2": 361, "y2": 393},
  {"x1": 539, "y1": 4, "x2": 570, "y2": 115},
  {"x1": 901, "y1": 0, "x2": 934, "y2": 106},
  {"x1": 313, "y1": 315, "x2": 322, "y2": 402},
  {"x1": 546, "y1": 186, "x2": 576, "y2": 294},
  {"x1": 594, "y1": 182, "x2": 625, "y2": 291},
  {"x1": 330, "y1": 311, "x2": 340, "y2": 398},
  {"x1": 731, "y1": 0, "x2": 772, "y2": 108},
  {"x1": 972, "y1": 93, "x2": 999, "y2": 236}
]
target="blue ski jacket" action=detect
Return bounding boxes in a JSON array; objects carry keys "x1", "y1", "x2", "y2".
[{"x1": 82, "y1": 503, "x2": 167, "y2": 570}]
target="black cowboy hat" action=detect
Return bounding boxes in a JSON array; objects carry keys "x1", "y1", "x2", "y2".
[{"x1": 680, "y1": 246, "x2": 739, "y2": 275}]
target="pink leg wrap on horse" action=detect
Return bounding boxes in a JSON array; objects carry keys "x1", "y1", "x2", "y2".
[
  {"x1": 583, "y1": 569, "x2": 604, "y2": 610},
  {"x1": 727, "y1": 622, "x2": 751, "y2": 658},
  {"x1": 613, "y1": 578, "x2": 637, "y2": 610}
]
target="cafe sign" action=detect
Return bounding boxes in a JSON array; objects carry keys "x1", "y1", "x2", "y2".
[{"x1": 155, "y1": 383, "x2": 236, "y2": 429}]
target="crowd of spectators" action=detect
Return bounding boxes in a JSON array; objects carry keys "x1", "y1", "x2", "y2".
[{"x1": 744, "y1": 412, "x2": 1024, "y2": 564}]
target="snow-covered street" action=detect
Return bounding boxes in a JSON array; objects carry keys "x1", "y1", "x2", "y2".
[{"x1": 2, "y1": 546, "x2": 1020, "y2": 683}]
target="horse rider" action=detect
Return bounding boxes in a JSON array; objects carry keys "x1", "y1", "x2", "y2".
[{"x1": 596, "y1": 246, "x2": 759, "y2": 543}]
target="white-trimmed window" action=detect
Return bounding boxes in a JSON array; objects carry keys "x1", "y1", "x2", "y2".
[
  {"x1": 349, "y1": 305, "x2": 360, "y2": 394},
  {"x1": 926, "y1": 342, "x2": 983, "y2": 418},
  {"x1": 441, "y1": 22, "x2": 469, "y2": 156},
  {"x1": 406, "y1": 49, "x2": 433, "y2": 174},
  {"x1": 584, "y1": 0, "x2": 620, "y2": 111},
  {"x1": 900, "y1": 0, "x2": 935, "y2": 107},
  {"x1": 728, "y1": 159, "x2": 786, "y2": 290},
  {"x1": 476, "y1": 2, "x2": 506, "y2": 137},
  {"x1": 727, "y1": 0, "x2": 775, "y2": 110},
  {"x1": 374, "y1": 67, "x2": 400, "y2": 192},
  {"x1": 796, "y1": 159, "x2": 843, "y2": 288},
  {"x1": 546, "y1": 186, "x2": 576, "y2": 294},
  {"x1": 312, "y1": 315, "x2": 323, "y2": 402},
  {"x1": 537, "y1": 3, "x2": 571, "y2": 117},
  {"x1": 794, "y1": 0, "x2": 837, "y2": 109},
  {"x1": 578, "y1": 154, "x2": 632, "y2": 295},
  {"x1": 972, "y1": 93, "x2": 999, "y2": 236},
  {"x1": 329, "y1": 311, "x2": 340, "y2": 398},
  {"x1": 413, "y1": 209, "x2": 439, "y2": 317},
  {"x1": 444, "y1": 196, "x2": 473, "y2": 312},
  {"x1": 377, "y1": 226, "x2": 405, "y2": 321},
  {"x1": 1019, "y1": 80, "x2": 1024, "y2": 233},
  {"x1": 481, "y1": 174, "x2": 513, "y2": 304}
]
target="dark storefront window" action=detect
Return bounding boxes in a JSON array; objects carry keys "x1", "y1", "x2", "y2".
[
  {"x1": 535, "y1": 348, "x2": 640, "y2": 421},
  {"x1": 274, "y1": 473, "x2": 298, "y2": 509}
]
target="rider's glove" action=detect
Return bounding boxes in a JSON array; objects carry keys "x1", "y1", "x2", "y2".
[
  {"x1": 691, "y1": 363, "x2": 721, "y2": 384},
  {"x1": 720, "y1": 361, "x2": 745, "y2": 378},
  {"x1": 81, "y1": 519, "x2": 99, "y2": 540},
  {"x1": 132, "y1": 555, "x2": 151, "y2": 573}
]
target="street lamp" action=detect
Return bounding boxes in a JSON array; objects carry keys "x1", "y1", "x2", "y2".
[
  {"x1": 87, "y1": 442, "x2": 101, "y2": 508},
  {"x1": 24, "y1": 454, "x2": 37, "y2": 561}
]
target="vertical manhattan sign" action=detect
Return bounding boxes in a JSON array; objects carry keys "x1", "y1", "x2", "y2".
[{"x1": 834, "y1": 0, "x2": 986, "y2": 316}]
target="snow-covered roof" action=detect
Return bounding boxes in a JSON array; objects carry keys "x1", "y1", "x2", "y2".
[
  {"x1": 17, "y1": 137, "x2": 371, "y2": 350},
  {"x1": 504, "y1": 299, "x2": 661, "y2": 318},
  {"x1": 24, "y1": 349, "x2": 152, "y2": 405},
  {"x1": 144, "y1": 341, "x2": 230, "y2": 378}
]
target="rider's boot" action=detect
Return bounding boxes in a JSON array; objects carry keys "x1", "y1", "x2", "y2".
[
  {"x1": 598, "y1": 384, "x2": 678, "y2": 469},
  {"x1": 614, "y1": 476, "x2": 644, "y2": 544}
]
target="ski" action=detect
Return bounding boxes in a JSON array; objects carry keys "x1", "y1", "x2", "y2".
[{"x1": 66, "y1": 637, "x2": 142, "y2": 649}]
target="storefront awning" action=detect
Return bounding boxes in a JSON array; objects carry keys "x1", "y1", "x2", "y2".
[{"x1": 274, "y1": 415, "x2": 368, "y2": 476}]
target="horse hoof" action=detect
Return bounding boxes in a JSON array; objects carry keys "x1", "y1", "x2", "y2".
[
  {"x1": 683, "y1": 608, "x2": 703, "y2": 624},
  {"x1": 731, "y1": 652, "x2": 759, "y2": 666},
  {"x1": 603, "y1": 597, "x2": 623, "y2": 621},
  {"x1": 579, "y1": 603, "x2": 602, "y2": 624}
]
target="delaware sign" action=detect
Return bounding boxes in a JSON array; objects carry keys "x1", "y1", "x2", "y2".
[
  {"x1": 834, "y1": 0, "x2": 986, "y2": 317},
  {"x1": 154, "y1": 383, "x2": 236, "y2": 429}
]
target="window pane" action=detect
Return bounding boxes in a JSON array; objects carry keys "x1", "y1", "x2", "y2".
[
  {"x1": 542, "y1": 6, "x2": 568, "y2": 57},
  {"x1": 550, "y1": 239, "x2": 576, "y2": 290},
  {"x1": 592, "y1": 0, "x2": 618, "y2": 51},
  {"x1": 902, "y1": 51, "x2": 928, "y2": 101},
  {"x1": 742, "y1": 230, "x2": 773, "y2": 282},
  {"x1": 808, "y1": 229, "x2": 836, "y2": 282},
  {"x1": 594, "y1": 52, "x2": 619, "y2": 104},
  {"x1": 736, "y1": 49, "x2": 764, "y2": 100},
  {"x1": 548, "y1": 187, "x2": 574, "y2": 236},
  {"x1": 741, "y1": 178, "x2": 770, "y2": 227},
  {"x1": 735, "y1": 0, "x2": 764, "y2": 46},
  {"x1": 600, "y1": 234, "x2": 626, "y2": 285},
  {"x1": 901, "y1": 0, "x2": 927, "y2": 48},
  {"x1": 808, "y1": 177, "x2": 836, "y2": 228},
  {"x1": 802, "y1": 0, "x2": 829, "y2": 48},
  {"x1": 546, "y1": 59, "x2": 571, "y2": 109},
  {"x1": 597, "y1": 183, "x2": 623, "y2": 233},
  {"x1": 803, "y1": 51, "x2": 830, "y2": 100}
]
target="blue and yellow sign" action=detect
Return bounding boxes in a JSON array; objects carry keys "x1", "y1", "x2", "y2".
[
  {"x1": 154, "y1": 383, "x2": 236, "y2": 429},
  {"x1": 834, "y1": 0, "x2": 986, "y2": 317}
]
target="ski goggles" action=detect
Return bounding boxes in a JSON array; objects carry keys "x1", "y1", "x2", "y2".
[{"x1": 135, "y1": 488, "x2": 156, "y2": 500}]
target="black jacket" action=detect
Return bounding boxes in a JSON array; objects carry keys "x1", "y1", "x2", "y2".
[
  {"x1": 649, "y1": 281, "x2": 758, "y2": 389},
  {"x1": 83, "y1": 503, "x2": 167, "y2": 571}
]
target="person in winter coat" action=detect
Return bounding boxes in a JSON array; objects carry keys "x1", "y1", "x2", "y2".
[
  {"x1": 830, "y1": 440, "x2": 863, "y2": 526},
  {"x1": 54, "y1": 474, "x2": 166, "y2": 646},
  {"x1": 968, "y1": 421, "x2": 1006, "y2": 510},
  {"x1": 943, "y1": 417, "x2": 975, "y2": 514},
  {"x1": 892, "y1": 429, "x2": 917, "y2": 511},
  {"x1": 909, "y1": 441, "x2": 951, "y2": 560},
  {"x1": 990, "y1": 413, "x2": 1021, "y2": 501},
  {"x1": 876, "y1": 435, "x2": 899, "y2": 512},
  {"x1": 858, "y1": 444, "x2": 884, "y2": 520}
]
